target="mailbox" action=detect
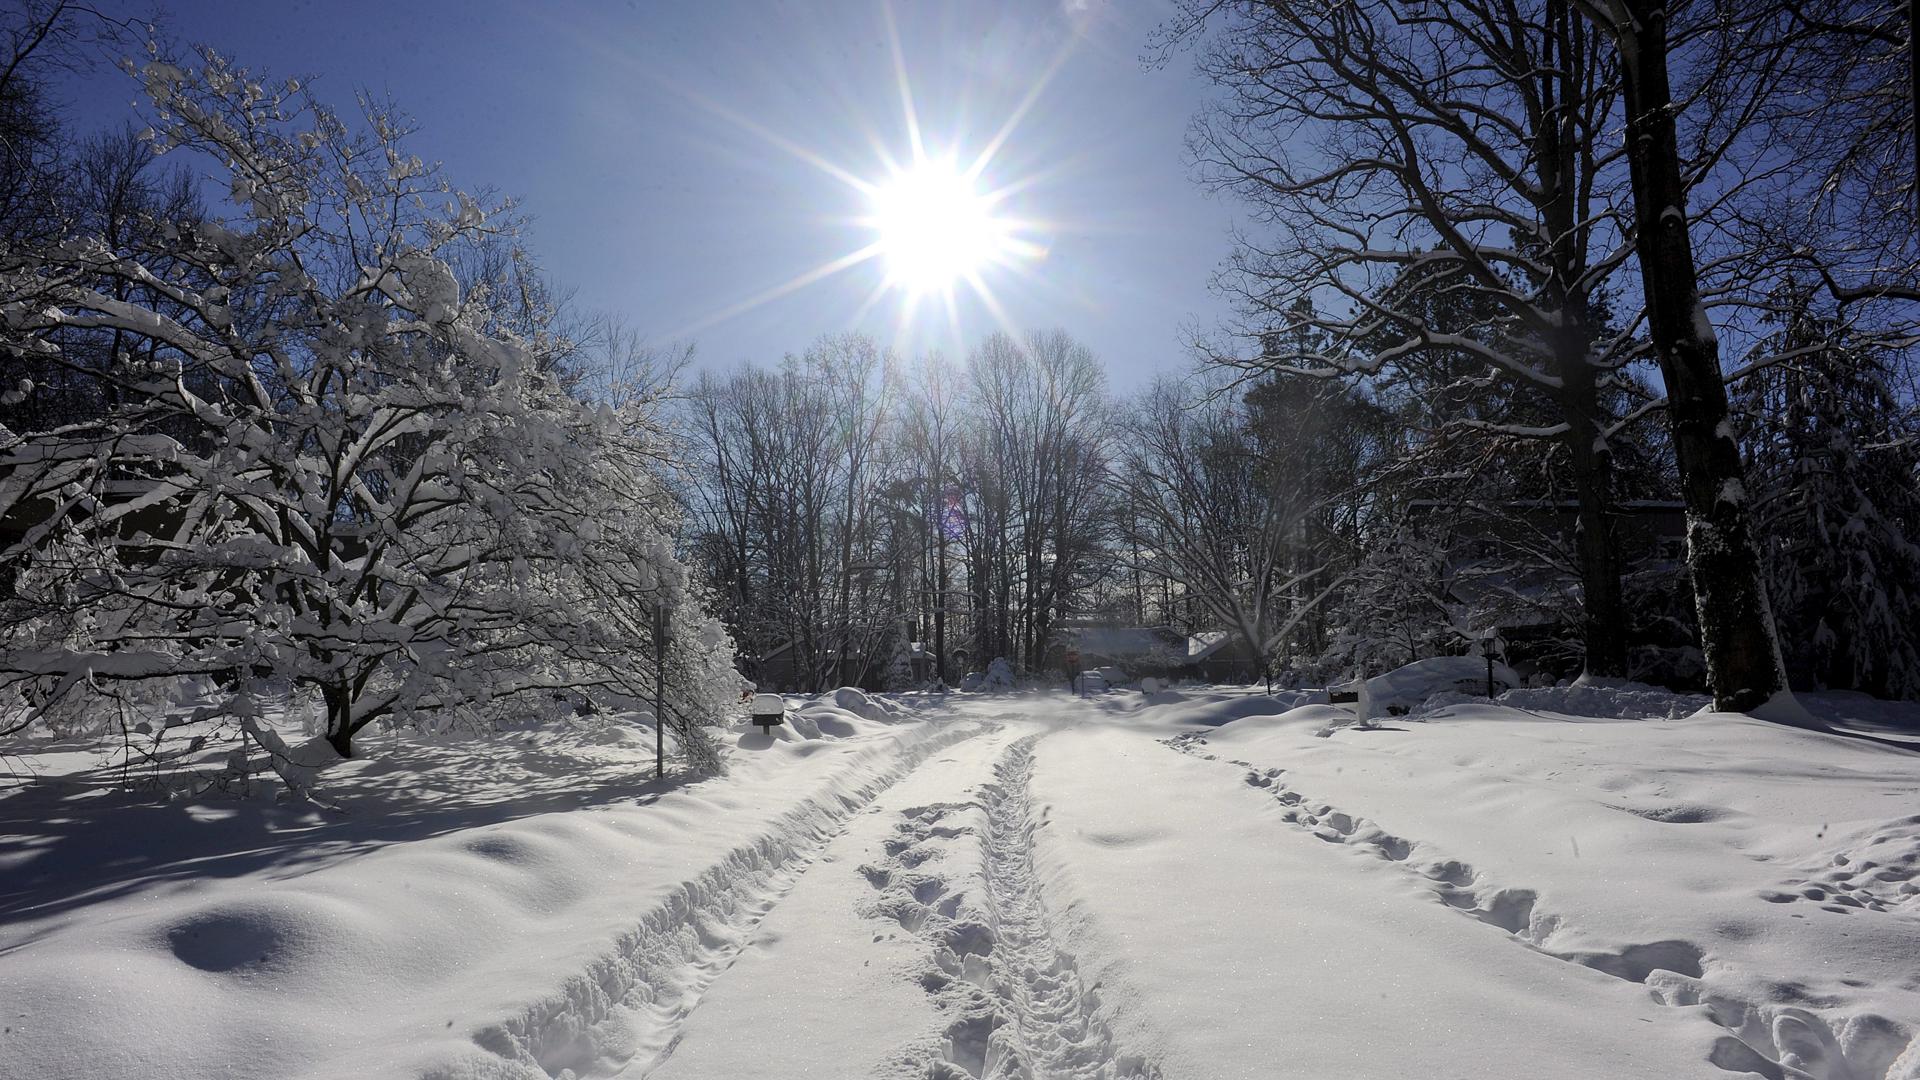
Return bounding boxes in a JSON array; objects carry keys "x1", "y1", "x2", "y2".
[{"x1": 749, "y1": 693, "x2": 786, "y2": 733}]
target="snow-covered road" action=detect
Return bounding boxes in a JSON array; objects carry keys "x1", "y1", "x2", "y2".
[{"x1": 4, "y1": 688, "x2": 1916, "y2": 1079}]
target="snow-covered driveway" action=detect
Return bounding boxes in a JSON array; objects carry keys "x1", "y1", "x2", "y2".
[{"x1": 639, "y1": 699, "x2": 1728, "y2": 1079}]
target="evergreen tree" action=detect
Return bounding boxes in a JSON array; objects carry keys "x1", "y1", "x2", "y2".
[{"x1": 1738, "y1": 291, "x2": 1920, "y2": 698}]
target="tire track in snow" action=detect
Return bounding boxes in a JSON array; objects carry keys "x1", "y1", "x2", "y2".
[
  {"x1": 864, "y1": 733, "x2": 1161, "y2": 1079},
  {"x1": 442, "y1": 721, "x2": 993, "y2": 1080},
  {"x1": 1162, "y1": 731, "x2": 1917, "y2": 1080}
]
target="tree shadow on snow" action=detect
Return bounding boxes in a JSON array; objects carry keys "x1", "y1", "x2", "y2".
[{"x1": 0, "y1": 734, "x2": 711, "y2": 927}]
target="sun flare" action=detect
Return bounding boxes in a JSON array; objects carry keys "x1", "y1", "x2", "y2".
[
  {"x1": 869, "y1": 160, "x2": 1009, "y2": 295},
  {"x1": 663, "y1": 6, "x2": 1071, "y2": 343}
]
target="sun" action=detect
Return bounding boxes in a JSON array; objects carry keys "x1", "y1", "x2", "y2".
[
  {"x1": 868, "y1": 159, "x2": 1010, "y2": 295},
  {"x1": 660, "y1": 5, "x2": 1070, "y2": 343}
]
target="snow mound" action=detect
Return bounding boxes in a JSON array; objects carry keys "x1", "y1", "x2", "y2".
[
  {"x1": 795, "y1": 702, "x2": 892, "y2": 739},
  {"x1": 1497, "y1": 680, "x2": 1710, "y2": 720},
  {"x1": 162, "y1": 894, "x2": 347, "y2": 975},
  {"x1": 1151, "y1": 692, "x2": 1305, "y2": 729},
  {"x1": 733, "y1": 709, "x2": 827, "y2": 746},
  {"x1": 1335, "y1": 656, "x2": 1519, "y2": 714},
  {"x1": 985, "y1": 657, "x2": 1016, "y2": 692},
  {"x1": 831, "y1": 686, "x2": 901, "y2": 722}
]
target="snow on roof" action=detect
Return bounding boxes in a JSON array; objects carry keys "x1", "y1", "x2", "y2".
[
  {"x1": 1060, "y1": 625, "x2": 1186, "y2": 659},
  {"x1": 1187, "y1": 631, "x2": 1233, "y2": 661}
]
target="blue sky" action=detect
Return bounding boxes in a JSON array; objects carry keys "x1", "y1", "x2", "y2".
[{"x1": 62, "y1": 0, "x2": 1239, "y2": 387}]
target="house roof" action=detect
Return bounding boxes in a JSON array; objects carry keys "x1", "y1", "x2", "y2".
[
  {"x1": 1187, "y1": 631, "x2": 1234, "y2": 662},
  {"x1": 1059, "y1": 625, "x2": 1187, "y2": 660}
]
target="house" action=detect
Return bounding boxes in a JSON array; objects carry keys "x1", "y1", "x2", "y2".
[
  {"x1": 1049, "y1": 624, "x2": 1190, "y2": 677},
  {"x1": 749, "y1": 630, "x2": 935, "y2": 693},
  {"x1": 1047, "y1": 623, "x2": 1275, "y2": 684},
  {"x1": 1184, "y1": 630, "x2": 1263, "y2": 683},
  {"x1": 1407, "y1": 498, "x2": 1692, "y2": 680}
]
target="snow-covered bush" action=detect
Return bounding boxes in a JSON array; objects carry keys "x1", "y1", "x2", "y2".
[
  {"x1": 984, "y1": 657, "x2": 1016, "y2": 692},
  {"x1": 874, "y1": 631, "x2": 916, "y2": 691},
  {"x1": 0, "y1": 49, "x2": 737, "y2": 778}
]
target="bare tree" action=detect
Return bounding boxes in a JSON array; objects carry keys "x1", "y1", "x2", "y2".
[
  {"x1": 958, "y1": 331, "x2": 1114, "y2": 672},
  {"x1": 898, "y1": 354, "x2": 966, "y2": 683},
  {"x1": 1117, "y1": 376, "x2": 1367, "y2": 676},
  {"x1": 1568, "y1": 0, "x2": 1801, "y2": 717},
  {"x1": 1172, "y1": 0, "x2": 1647, "y2": 677},
  {"x1": 682, "y1": 336, "x2": 899, "y2": 690}
]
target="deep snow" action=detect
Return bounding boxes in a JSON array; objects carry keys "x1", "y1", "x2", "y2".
[{"x1": 2, "y1": 685, "x2": 1916, "y2": 1079}]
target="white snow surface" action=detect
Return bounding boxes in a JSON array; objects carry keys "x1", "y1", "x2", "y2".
[
  {"x1": 1335, "y1": 654, "x2": 1521, "y2": 713},
  {"x1": 3, "y1": 686, "x2": 1918, "y2": 1079},
  {"x1": 1485, "y1": 678, "x2": 1714, "y2": 720},
  {"x1": 830, "y1": 685, "x2": 904, "y2": 722},
  {"x1": 0, "y1": 700, "x2": 980, "y2": 1079}
]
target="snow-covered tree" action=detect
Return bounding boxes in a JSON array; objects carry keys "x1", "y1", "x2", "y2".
[
  {"x1": 1738, "y1": 292, "x2": 1920, "y2": 698},
  {"x1": 0, "y1": 48, "x2": 736, "y2": 768}
]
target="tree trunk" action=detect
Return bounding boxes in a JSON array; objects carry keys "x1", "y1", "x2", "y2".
[
  {"x1": 1558, "y1": 360, "x2": 1628, "y2": 678},
  {"x1": 1541, "y1": 0, "x2": 1626, "y2": 680},
  {"x1": 934, "y1": 503, "x2": 948, "y2": 683},
  {"x1": 323, "y1": 686, "x2": 354, "y2": 759},
  {"x1": 1615, "y1": 2, "x2": 1793, "y2": 716}
]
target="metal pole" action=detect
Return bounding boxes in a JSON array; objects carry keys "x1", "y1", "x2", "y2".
[{"x1": 655, "y1": 603, "x2": 667, "y2": 780}]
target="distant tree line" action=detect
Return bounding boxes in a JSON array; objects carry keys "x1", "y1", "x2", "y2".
[{"x1": 683, "y1": 331, "x2": 1113, "y2": 688}]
